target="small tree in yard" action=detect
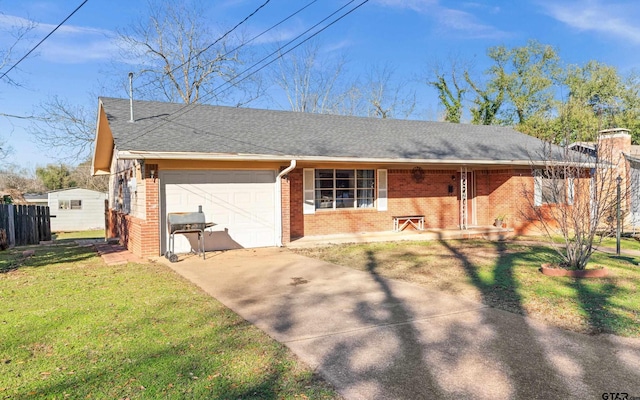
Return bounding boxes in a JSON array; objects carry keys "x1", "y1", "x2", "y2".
[{"x1": 524, "y1": 134, "x2": 627, "y2": 270}]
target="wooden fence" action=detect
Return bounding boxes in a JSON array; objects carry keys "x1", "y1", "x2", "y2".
[{"x1": 0, "y1": 204, "x2": 52, "y2": 247}]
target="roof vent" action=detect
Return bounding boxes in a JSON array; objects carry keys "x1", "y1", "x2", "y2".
[{"x1": 128, "y1": 72, "x2": 135, "y2": 123}]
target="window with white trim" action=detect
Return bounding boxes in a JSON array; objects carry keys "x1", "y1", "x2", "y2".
[
  {"x1": 314, "y1": 169, "x2": 375, "y2": 209},
  {"x1": 534, "y1": 171, "x2": 574, "y2": 206},
  {"x1": 59, "y1": 199, "x2": 82, "y2": 210}
]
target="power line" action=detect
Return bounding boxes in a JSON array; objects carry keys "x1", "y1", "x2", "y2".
[
  {"x1": 122, "y1": 0, "x2": 367, "y2": 147},
  {"x1": 0, "y1": 0, "x2": 89, "y2": 82},
  {"x1": 201, "y1": 0, "x2": 320, "y2": 80},
  {"x1": 206, "y1": 0, "x2": 370, "y2": 103},
  {"x1": 133, "y1": 0, "x2": 278, "y2": 93},
  {"x1": 120, "y1": 0, "x2": 369, "y2": 148}
]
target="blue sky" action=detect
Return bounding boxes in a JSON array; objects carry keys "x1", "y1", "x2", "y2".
[{"x1": 2, "y1": 0, "x2": 640, "y2": 171}]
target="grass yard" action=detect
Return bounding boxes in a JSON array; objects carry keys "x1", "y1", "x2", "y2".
[
  {"x1": 52, "y1": 229, "x2": 105, "y2": 240},
  {"x1": 0, "y1": 243, "x2": 339, "y2": 399},
  {"x1": 294, "y1": 240, "x2": 640, "y2": 337},
  {"x1": 514, "y1": 233, "x2": 640, "y2": 252}
]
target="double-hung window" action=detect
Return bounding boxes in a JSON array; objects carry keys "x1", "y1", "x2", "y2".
[
  {"x1": 534, "y1": 170, "x2": 574, "y2": 206},
  {"x1": 314, "y1": 169, "x2": 375, "y2": 209}
]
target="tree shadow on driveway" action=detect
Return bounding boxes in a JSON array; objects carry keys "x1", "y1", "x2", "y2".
[
  {"x1": 173, "y1": 246, "x2": 640, "y2": 399},
  {"x1": 437, "y1": 240, "x2": 640, "y2": 398},
  {"x1": 318, "y1": 250, "x2": 446, "y2": 399}
]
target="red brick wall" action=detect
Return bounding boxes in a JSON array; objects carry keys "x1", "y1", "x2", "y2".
[
  {"x1": 475, "y1": 169, "x2": 539, "y2": 233},
  {"x1": 105, "y1": 176, "x2": 160, "y2": 258},
  {"x1": 388, "y1": 169, "x2": 459, "y2": 228},
  {"x1": 289, "y1": 167, "x2": 542, "y2": 238}
]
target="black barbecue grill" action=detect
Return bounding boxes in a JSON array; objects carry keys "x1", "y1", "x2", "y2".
[{"x1": 166, "y1": 208, "x2": 214, "y2": 262}]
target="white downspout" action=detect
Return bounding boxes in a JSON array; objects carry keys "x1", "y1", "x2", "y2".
[{"x1": 275, "y1": 160, "x2": 297, "y2": 247}]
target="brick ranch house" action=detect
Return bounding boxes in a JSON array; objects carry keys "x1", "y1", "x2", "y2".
[{"x1": 92, "y1": 97, "x2": 606, "y2": 258}]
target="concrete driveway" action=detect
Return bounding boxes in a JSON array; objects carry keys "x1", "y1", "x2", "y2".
[{"x1": 160, "y1": 248, "x2": 640, "y2": 400}]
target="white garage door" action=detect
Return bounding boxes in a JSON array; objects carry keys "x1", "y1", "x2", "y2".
[{"x1": 160, "y1": 170, "x2": 277, "y2": 254}]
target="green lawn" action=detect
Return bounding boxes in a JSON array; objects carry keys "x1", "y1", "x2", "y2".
[
  {"x1": 514, "y1": 233, "x2": 640, "y2": 252},
  {"x1": 52, "y1": 229, "x2": 105, "y2": 240},
  {"x1": 599, "y1": 235, "x2": 640, "y2": 251},
  {"x1": 0, "y1": 243, "x2": 339, "y2": 399},
  {"x1": 294, "y1": 240, "x2": 640, "y2": 337}
]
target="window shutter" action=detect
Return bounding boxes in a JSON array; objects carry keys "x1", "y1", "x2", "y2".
[
  {"x1": 534, "y1": 175, "x2": 542, "y2": 206},
  {"x1": 303, "y1": 168, "x2": 315, "y2": 214},
  {"x1": 377, "y1": 169, "x2": 388, "y2": 211},
  {"x1": 567, "y1": 177, "x2": 575, "y2": 205}
]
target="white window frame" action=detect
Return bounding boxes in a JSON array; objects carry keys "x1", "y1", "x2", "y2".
[
  {"x1": 303, "y1": 169, "x2": 315, "y2": 214},
  {"x1": 304, "y1": 168, "x2": 384, "y2": 212},
  {"x1": 59, "y1": 199, "x2": 83, "y2": 210},
  {"x1": 313, "y1": 169, "x2": 376, "y2": 210},
  {"x1": 377, "y1": 169, "x2": 387, "y2": 211},
  {"x1": 534, "y1": 171, "x2": 573, "y2": 206}
]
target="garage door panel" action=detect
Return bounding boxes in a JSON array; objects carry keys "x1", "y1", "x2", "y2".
[
  {"x1": 254, "y1": 171, "x2": 277, "y2": 183},
  {"x1": 162, "y1": 170, "x2": 277, "y2": 253},
  {"x1": 187, "y1": 172, "x2": 209, "y2": 184},
  {"x1": 232, "y1": 191, "x2": 252, "y2": 205}
]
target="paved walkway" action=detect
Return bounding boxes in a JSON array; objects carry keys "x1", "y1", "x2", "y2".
[
  {"x1": 93, "y1": 242, "x2": 144, "y2": 265},
  {"x1": 158, "y1": 248, "x2": 640, "y2": 400}
]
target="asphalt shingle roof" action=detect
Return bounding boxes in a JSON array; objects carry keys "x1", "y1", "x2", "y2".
[{"x1": 100, "y1": 97, "x2": 561, "y2": 162}]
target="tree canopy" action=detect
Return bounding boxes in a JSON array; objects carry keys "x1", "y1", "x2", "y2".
[{"x1": 433, "y1": 40, "x2": 640, "y2": 143}]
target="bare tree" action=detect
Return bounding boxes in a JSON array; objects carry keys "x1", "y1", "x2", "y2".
[
  {"x1": 30, "y1": 0, "x2": 262, "y2": 164},
  {"x1": 0, "y1": 164, "x2": 46, "y2": 193},
  {"x1": 362, "y1": 64, "x2": 415, "y2": 119},
  {"x1": 273, "y1": 42, "x2": 349, "y2": 114},
  {"x1": 0, "y1": 13, "x2": 36, "y2": 88},
  {"x1": 29, "y1": 96, "x2": 95, "y2": 161},
  {"x1": 116, "y1": 0, "x2": 258, "y2": 105},
  {"x1": 274, "y1": 44, "x2": 416, "y2": 119},
  {"x1": 523, "y1": 131, "x2": 627, "y2": 270},
  {"x1": 69, "y1": 159, "x2": 109, "y2": 192},
  {"x1": 1, "y1": 12, "x2": 37, "y2": 158}
]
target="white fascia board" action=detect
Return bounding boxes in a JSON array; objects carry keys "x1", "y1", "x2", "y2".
[{"x1": 115, "y1": 150, "x2": 595, "y2": 168}]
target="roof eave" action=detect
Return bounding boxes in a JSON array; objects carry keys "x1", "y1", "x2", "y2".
[{"x1": 115, "y1": 150, "x2": 593, "y2": 168}]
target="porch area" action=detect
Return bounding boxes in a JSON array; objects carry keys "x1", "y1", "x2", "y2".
[{"x1": 287, "y1": 226, "x2": 514, "y2": 248}]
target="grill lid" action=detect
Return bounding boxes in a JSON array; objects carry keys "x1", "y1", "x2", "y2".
[{"x1": 167, "y1": 212, "x2": 206, "y2": 233}]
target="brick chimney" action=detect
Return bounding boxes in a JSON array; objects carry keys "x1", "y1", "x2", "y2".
[
  {"x1": 598, "y1": 128, "x2": 631, "y2": 177},
  {"x1": 597, "y1": 128, "x2": 631, "y2": 212}
]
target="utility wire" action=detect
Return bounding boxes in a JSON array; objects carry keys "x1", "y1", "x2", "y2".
[
  {"x1": 200, "y1": 0, "x2": 362, "y2": 103},
  {"x1": 133, "y1": 0, "x2": 278, "y2": 93},
  {"x1": 120, "y1": 0, "x2": 369, "y2": 147},
  {"x1": 0, "y1": 0, "x2": 89, "y2": 82}
]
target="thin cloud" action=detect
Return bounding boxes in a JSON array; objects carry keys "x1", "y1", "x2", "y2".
[
  {"x1": 0, "y1": 13, "x2": 119, "y2": 64},
  {"x1": 539, "y1": 0, "x2": 640, "y2": 44},
  {"x1": 322, "y1": 39, "x2": 353, "y2": 53},
  {"x1": 373, "y1": 0, "x2": 438, "y2": 13},
  {"x1": 436, "y1": 8, "x2": 508, "y2": 39},
  {"x1": 373, "y1": 0, "x2": 508, "y2": 39},
  {"x1": 246, "y1": 24, "x2": 302, "y2": 45}
]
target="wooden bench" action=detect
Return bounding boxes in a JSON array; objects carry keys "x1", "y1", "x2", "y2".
[{"x1": 393, "y1": 215, "x2": 425, "y2": 232}]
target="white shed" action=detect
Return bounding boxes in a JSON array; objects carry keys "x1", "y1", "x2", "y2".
[{"x1": 48, "y1": 188, "x2": 107, "y2": 232}]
